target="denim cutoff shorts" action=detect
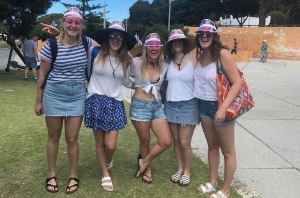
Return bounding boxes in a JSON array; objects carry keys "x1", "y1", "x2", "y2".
[
  {"x1": 25, "y1": 56, "x2": 37, "y2": 69},
  {"x1": 129, "y1": 96, "x2": 166, "y2": 121},
  {"x1": 164, "y1": 98, "x2": 200, "y2": 125},
  {"x1": 198, "y1": 99, "x2": 235, "y2": 125},
  {"x1": 43, "y1": 81, "x2": 86, "y2": 116}
]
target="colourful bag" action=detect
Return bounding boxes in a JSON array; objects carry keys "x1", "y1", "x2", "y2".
[{"x1": 216, "y1": 62, "x2": 255, "y2": 120}]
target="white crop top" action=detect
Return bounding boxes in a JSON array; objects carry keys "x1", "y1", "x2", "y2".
[
  {"x1": 166, "y1": 61, "x2": 195, "y2": 102},
  {"x1": 194, "y1": 62, "x2": 218, "y2": 101},
  {"x1": 87, "y1": 55, "x2": 131, "y2": 101}
]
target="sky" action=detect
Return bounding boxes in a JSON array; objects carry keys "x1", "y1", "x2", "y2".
[{"x1": 47, "y1": 0, "x2": 153, "y2": 22}]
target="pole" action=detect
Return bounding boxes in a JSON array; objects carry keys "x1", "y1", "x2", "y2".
[{"x1": 168, "y1": 0, "x2": 171, "y2": 32}]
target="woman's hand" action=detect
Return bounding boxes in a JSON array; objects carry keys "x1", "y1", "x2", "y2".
[
  {"x1": 40, "y1": 23, "x2": 60, "y2": 36},
  {"x1": 214, "y1": 107, "x2": 226, "y2": 123},
  {"x1": 35, "y1": 101, "x2": 43, "y2": 116}
]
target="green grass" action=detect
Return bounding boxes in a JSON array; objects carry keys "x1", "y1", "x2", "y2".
[{"x1": 0, "y1": 70, "x2": 241, "y2": 198}]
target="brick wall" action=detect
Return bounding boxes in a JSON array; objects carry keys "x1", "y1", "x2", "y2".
[{"x1": 187, "y1": 27, "x2": 300, "y2": 61}]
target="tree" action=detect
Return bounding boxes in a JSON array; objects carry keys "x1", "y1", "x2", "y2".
[
  {"x1": 258, "y1": 0, "x2": 273, "y2": 27},
  {"x1": 0, "y1": 0, "x2": 59, "y2": 38},
  {"x1": 222, "y1": 0, "x2": 259, "y2": 27}
]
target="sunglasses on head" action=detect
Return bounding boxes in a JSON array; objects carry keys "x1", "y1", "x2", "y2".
[
  {"x1": 197, "y1": 31, "x2": 214, "y2": 39},
  {"x1": 109, "y1": 34, "x2": 123, "y2": 41}
]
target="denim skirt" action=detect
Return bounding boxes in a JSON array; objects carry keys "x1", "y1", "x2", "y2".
[
  {"x1": 43, "y1": 81, "x2": 86, "y2": 116},
  {"x1": 164, "y1": 98, "x2": 200, "y2": 125},
  {"x1": 129, "y1": 96, "x2": 166, "y2": 122},
  {"x1": 85, "y1": 95, "x2": 127, "y2": 132}
]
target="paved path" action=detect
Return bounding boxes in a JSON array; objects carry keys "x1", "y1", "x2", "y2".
[{"x1": 2, "y1": 50, "x2": 299, "y2": 197}]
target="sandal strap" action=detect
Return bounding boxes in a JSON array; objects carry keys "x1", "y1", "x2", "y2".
[
  {"x1": 171, "y1": 172, "x2": 182, "y2": 180},
  {"x1": 210, "y1": 191, "x2": 229, "y2": 198},
  {"x1": 101, "y1": 176, "x2": 112, "y2": 185},
  {"x1": 69, "y1": 177, "x2": 79, "y2": 183},
  {"x1": 179, "y1": 175, "x2": 190, "y2": 184},
  {"x1": 199, "y1": 182, "x2": 216, "y2": 193},
  {"x1": 46, "y1": 176, "x2": 57, "y2": 184},
  {"x1": 66, "y1": 177, "x2": 79, "y2": 189}
]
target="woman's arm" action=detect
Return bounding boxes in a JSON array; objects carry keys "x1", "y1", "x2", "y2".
[
  {"x1": 35, "y1": 59, "x2": 52, "y2": 116},
  {"x1": 215, "y1": 49, "x2": 242, "y2": 121}
]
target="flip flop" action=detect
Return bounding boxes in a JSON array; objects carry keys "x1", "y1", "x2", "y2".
[
  {"x1": 142, "y1": 174, "x2": 152, "y2": 184},
  {"x1": 65, "y1": 177, "x2": 79, "y2": 194},
  {"x1": 45, "y1": 176, "x2": 58, "y2": 193}
]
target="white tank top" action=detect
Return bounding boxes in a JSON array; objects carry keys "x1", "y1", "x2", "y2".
[
  {"x1": 166, "y1": 61, "x2": 195, "y2": 101},
  {"x1": 194, "y1": 62, "x2": 218, "y2": 101}
]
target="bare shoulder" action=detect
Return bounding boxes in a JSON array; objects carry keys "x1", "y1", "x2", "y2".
[
  {"x1": 186, "y1": 51, "x2": 197, "y2": 67},
  {"x1": 220, "y1": 48, "x2": 235, "y2": 68}
]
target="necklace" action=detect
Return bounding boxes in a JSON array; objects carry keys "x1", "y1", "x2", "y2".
[
  {"x1": 108, "y1": 56, "x2": 121, "y2": 78},
  {"x1": 173, "y1": 54, "x2": 185, "y2": 70},
  {"x1": 147, "y1": 60, "x2": 158, "y2": 68}
]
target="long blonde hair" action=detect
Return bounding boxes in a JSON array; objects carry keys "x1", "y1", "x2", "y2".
[{"x1": 140, "y1": 46, "x2": 164, "y2": 79}]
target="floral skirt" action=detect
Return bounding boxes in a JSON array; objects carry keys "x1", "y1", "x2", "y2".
[{"x1": 85, "y1": 95, "x2": 127, "y2": 132}]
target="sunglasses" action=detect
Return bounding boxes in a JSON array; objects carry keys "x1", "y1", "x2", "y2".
[
  {"x1": 197, "y1": 31, "x2": 214, "y2": 39},
  {"x1": 109, "y1": 34, "x2": 123, "y2": 41}
]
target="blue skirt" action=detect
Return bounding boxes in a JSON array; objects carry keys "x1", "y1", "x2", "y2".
[{"x1": 85, "y1": 95, "x2": 127, "y2": 132}]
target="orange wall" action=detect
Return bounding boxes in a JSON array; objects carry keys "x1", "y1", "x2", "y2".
[{"x1": 187, "y1": 27, "x2": 300, "y2": 61}]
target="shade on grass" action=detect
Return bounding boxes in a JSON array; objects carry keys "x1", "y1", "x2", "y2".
[{"x1": 0, "y1": 70, "x2": 241, "y2": 198}]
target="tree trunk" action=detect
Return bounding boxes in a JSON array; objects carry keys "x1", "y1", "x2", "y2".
[{"x1": 259, "y1": 0, "x2": 266, "y2": 27}]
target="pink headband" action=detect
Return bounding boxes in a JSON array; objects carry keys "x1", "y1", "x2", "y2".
[
  {"x1": 144, "y1": 33, "x2": 163, "y2": 47},
  {"x1": 64, "y1": 7, "x2": 83, "y2": 20}
]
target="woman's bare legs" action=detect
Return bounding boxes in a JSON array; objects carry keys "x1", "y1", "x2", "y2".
[
  {"x1": 45, "y1": 116, "x2": 63, "y2": 191},
  {"x1": 64, "y1": 116, "x2": 82, "y2": 192}
]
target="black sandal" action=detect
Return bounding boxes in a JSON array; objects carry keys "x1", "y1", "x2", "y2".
[
  {"x1": 65, "y1": 177, "x2": 79, "y2": 194},
  {"x1": 45, "y1": 176, "x2": 59, "y2": 193},
  {"x1": 142, "y1": 174, "x2": 153, "y2": 184}
]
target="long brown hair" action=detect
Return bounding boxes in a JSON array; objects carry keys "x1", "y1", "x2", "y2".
[
  {"x1": 96, "y1": 38, "x2": 130, "y2": 75},
  {"x1": 195, "y1": 33, "x2": 228, "y2": 64}
]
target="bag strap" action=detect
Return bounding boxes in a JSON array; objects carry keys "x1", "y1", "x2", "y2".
[
  {"x1": 41, "y1": 37, "x2": 58, "y2": 89},
  {"x1": 81, "y1": 35, "x2": 88, "y2": 54},
  {"x1": 87, "y1": 46, "x2": 101, "y2": 82}
]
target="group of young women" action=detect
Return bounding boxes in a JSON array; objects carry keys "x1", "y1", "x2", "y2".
[{"x1": 35, "y1": 7, "x2": 241, "y2": 198}]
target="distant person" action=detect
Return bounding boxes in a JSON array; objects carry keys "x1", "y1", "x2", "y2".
[
  {"x1": 260, "y1": 40, "x2": 268, "y2": 63},
  {"x1": 230, "y1": 38, "x2": 237, "y2": 55},
  {"x1": 23, "y1": 35, "x2": 39, "y2": 80}
]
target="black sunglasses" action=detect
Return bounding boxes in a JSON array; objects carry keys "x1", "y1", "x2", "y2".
[
  {"x1": 109, "y1": 34, "x2": 123, "y2": 40},
  {"x1": 197, "y1": 31, "x2": 214, "y2": 39}
]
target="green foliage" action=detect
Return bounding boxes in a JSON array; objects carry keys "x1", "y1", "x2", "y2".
[
  {"x1": 0, "y1": 0, "x2": 59, "y2": 38},
  {"x1": 269, "y1": 11, "x2": 288, "y2": 25}
]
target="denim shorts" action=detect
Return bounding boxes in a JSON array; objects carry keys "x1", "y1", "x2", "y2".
[
  {"x1": 43, "y1": 81, "x2": 86, "y2": 116},
  {"x1": 164, "y1": 98, "x2": 200, "y2": 125},
  {"x1": 198, "y1": 99, "x2": 235, "y2": 125},
  {"x1": 25, "y1": 56, "x2": 37, "y2": 69},
  {"x1": 129, "y1": 97, "x2": 166, "y2": 121}
]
